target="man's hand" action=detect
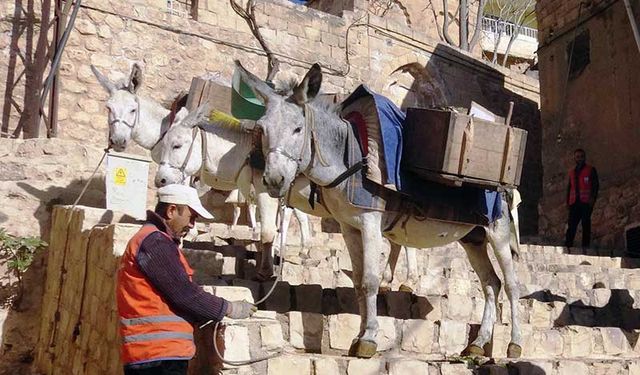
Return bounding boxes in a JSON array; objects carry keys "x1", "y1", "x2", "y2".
[{"x1": 225, "y1": 300, "x2": 257, "y2": 319}]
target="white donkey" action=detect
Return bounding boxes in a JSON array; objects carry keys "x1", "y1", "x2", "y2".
[
  {"x1": 155, "y1": 103, "x2": 420, "y2": 292},
  {"x1": 91, "y1": 63, "x2": 311, "y2": 278},
  {"x1": 235, "y1": 61, "x2": 523, "y2": 359}
]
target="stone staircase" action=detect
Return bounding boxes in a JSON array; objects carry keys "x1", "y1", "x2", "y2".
[{"x1": 182, "y1": 224, "x2": 640, "y2": 374}]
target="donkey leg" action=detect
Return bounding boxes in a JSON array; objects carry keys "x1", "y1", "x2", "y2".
[
  {"x1": 380, "y1": 242, "x2": 401, "y2": 293},
  {"x1": 400, "y1": 246, "x2": 419, "y2": 293},
  {"x1": 231, "y1": 204, "x2": 241, "y2": 227},
  {"x1": 254, "y1": 190, "x2": 279, "y2": 280},
  {"x1": 294, "y1": 209, "x2": 311, "y2": 258},
  {"x1": 459, "y1": 232, "x2": 501, "y2": 357},
  {"x1": 339, "y1": 224, "x2": 366, "y2": 340},
  {"x1": 247, "y1": 203, "x2": 257, "y2": 228},
  {"x1": 487, "y1": 216, "x2": 522, "y2": 358},
  {"x1": 351, "y1": 213, "x2": 383, "y2": 358}
]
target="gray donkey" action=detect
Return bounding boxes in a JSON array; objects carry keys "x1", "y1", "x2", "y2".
[{"x1": 235, "y1": 61, "x2": 523, "y2": 359}]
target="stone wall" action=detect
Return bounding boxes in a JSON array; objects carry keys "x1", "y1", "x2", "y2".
[
  {"x1": 536, "y1": 0, "x2": 640, "y2": 251},
  {"x1": 1, "y1": 0, "x2": 542, "y2": 234}
]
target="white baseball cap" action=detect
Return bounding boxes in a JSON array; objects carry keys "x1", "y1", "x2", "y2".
[{"x1": 157, "y1": 184, "x2": 214, "y2": 219}]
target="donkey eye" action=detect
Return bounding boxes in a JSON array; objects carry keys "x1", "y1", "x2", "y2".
[
  {"x1": 173, "y1": 144, "x2": 182, "y2": 150},
  {"x1": 130, "y1": 109, "x2": 136, "y2": 114},
  {"x1": 293, "y1": 127, "x2": 302, "y2": 134}
]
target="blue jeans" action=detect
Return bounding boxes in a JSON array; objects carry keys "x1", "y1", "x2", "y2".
[{"x1": 124, "y1": 360, "x2": 188, "y2": 375}]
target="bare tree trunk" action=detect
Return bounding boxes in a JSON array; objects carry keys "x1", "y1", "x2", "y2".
[
  {"x1": 491, "y1": 22, "x2": 503, "y2": 64},
  {"x1": 459, "y1": 0, "x2": 468, "y2": 50},
  {"x1": 468, "y1": 0, "x2": 486, "y2": 53},
  {"x1": 442, "y1": 0, "x2": 455, "y2": 46},
  {"x1": 426, "y1": 1, "x2": 445, "y2": 42},
  {"x1": 501, "y1": 25, "x2": 522, "y2": 66}
]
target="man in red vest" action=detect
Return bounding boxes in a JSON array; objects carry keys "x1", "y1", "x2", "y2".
[
  {"x1": 565, "y1": 149, "x2": 599, "y2": 250},
  {"x1": 117, "y1": 184, "x2": 256, "y2": 375}
]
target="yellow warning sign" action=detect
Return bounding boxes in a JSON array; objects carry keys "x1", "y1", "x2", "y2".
[{"x1": 114, "y1": 167, "x2": 127, "y2": 186}]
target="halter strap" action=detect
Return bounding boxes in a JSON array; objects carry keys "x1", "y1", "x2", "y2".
[{"x1": 109, "y1": 96, "x2": 140, "y2": 130}]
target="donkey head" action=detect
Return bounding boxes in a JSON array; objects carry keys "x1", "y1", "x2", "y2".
[
  {"x1": 155, "y1": 106, "x2": 207, "y2": 187},
  {"x1": 92, "y1": 63, "x2": 144, "y2": 151},
  {"x1": 234, "y1": 60, "x2": 322, "y2": 198}
]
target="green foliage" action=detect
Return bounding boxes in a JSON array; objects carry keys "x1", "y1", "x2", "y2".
[{"x1": 0, "y1": 228, "x2": 47, "y2": 278}]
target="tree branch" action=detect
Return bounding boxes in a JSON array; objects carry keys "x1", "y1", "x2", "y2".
[{"x1": 230, "y1": 0, "x2": 279, "y2": 81}]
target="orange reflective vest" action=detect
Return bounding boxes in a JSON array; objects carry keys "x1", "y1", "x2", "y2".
[
  {"x1": 116, "y1": 224, "x2": 196, "y2": 365},
  {"x1": 568, "y1": 164, "x2": 593, "y2": 205}
]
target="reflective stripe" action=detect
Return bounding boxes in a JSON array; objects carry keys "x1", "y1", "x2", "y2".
[
  {"x1": 121, "y1": 315, "x2": 189, "y2": 326},
  {"x1": 123, "y1": 332, "x2": 194, "y2": 343}
]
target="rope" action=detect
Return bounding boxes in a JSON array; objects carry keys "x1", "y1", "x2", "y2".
[
  {"x1": 67, "y1": 147, "x2": 110, "y2": 223},
  {"x1": 199, "y1": 199, "x2": 288, "y2": 366}
]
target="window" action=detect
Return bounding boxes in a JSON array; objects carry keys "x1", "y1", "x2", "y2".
[
  {"x1": 567, "y1": 29, "x2": 590, "y2": 79},
  {"x1": 626, "y1": 224, "x2": 640, "y2": 256},
  {"x1": 166, "y1": 0, "x2": 198, "y2": 20}
]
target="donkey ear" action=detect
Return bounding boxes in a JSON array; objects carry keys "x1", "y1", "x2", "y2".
[
  {"x1": 128, "y1": 63, "x2": 144, "y2": 93},
  {"x1": 234, "y1": 60, "x2": 275, "y2": 103},
  {"x1": 291, "y1": 63, "x2": 322, "y2": 105},
  {"x1": 173, "y1": 107, "x2": 190, "y2": 125},
  {"x1": 91, "y1": 65, "x2": 116, "y2": 94}
]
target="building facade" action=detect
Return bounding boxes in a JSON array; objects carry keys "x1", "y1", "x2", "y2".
[{"x1": 536, "y1": 0, "x2": 640, "y2": 253}]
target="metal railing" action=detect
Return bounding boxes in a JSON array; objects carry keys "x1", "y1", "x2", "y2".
[{"x1": 482, "y1": 16, "x2": 538, "y2": 39}]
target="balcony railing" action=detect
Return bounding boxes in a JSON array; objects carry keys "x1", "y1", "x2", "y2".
[{"x1": 482, "y1": 16, "x2": 538, "y2": 39}]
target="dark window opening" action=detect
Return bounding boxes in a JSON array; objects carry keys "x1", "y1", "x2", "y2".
[
  {"x1": 567, "y1": 29, "x2": 590, "y2": 79},
  {"x1": 167, "y1": 0, "x2": 198, "y2": 20},
  {"x1": 627, "y1": 225, "x2": 640, "y2": 256}
]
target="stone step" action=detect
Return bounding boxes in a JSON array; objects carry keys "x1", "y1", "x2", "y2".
[
  {"x1": 217, "y1": 352, "x2": 640, "y2": 375},
  {"x1": 202, "y1": 281, "x2": 640, "y2": 333},
  {"x1": 202, "y1": 298, "x2": 640, "y2": 367}
]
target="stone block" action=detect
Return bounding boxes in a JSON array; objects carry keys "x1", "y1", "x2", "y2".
[
  {"x1": 529, "y1": 300, "x2": 552, "y2": 328},
  {"x1": 288, "y1": 312, "x2": 323, "y2": 351},
  {"x1": 446, "y1": 294, "x2": 473, "y2": 321},
  {"x1": 253, "y1": 310, "x2": 277, "y2": 320},
  {"x1": 259, "y1": 281, "x2": 291, "y2": 313},
  {"x1": 411, "y1": 296, "x2": 438, "y2": 320},
  {"x1": 440, "y1": 363, "x2": 473, "y2": 375},
  {"x1": 267, "y1": 355, "x2": 311, "y2": 375},
  {"x1": 418, "y1": 275, "x2": 448, "y2": 295},
  {"x1": 347, "y1": 359, "x2": 383, "y2": 375},
  {"x1": 437, "y1": 320, "x2": 468, "y2": 356},
  {"x1": 401, "y1": 319, "x2": 434, "y2": 354},
  {"x1": 377, "y1": 316, "x2": 398, "y2": 351},
  {"x1": 306, "y1": 266, "x2": 336, "y2": 289},
  {"x1": 232, "y1": 279, "x2": 261, "y2": 302},
  {"x1": 388, "y1": 360, "x2": 429, "y2": 375},
  {"x1": 292, "y1": 284, "x2": 323, "y2": 313},
  {"x1": 336, "y1": 287, "x2": 359, "y2": 314},
  {"x1": 260, "y1": 323, "x2": 284, "y2": 351},
  {"x1": 322, "y1": 289, "x2": 340, "y2": 315},
  {"x1": 282, "y1": 263, "x2": 305, "y2": 285},
  {"x1": 557, "y1": 360, "x2": 589, "y2": 375},
  {"x1": 314, "y1": 358, "x2": 340, "y2": 374},
  {"x1": 600, "y1": 327, "x2": 631, "y2": 356},
  {"x1": 336, "y1": 270, "x2": 354, "y2": 288},
  {"x1": 561, "y1": 326, "x2": 594, "y2": 357},
  {"x1": 531, "y1": 330, "x2": 563, "y2": 357},
  {"x1": 329, "y1": 314, "x2": 360, "y2": 350},
  {"x1": 204, "y1": 286, "x2": 254, "y2": 304},
  {"x1": 384, "y1": 291, "x2": 412, "y2": 319},
  {"x1": 223, "y1": 325, "x2": 250, "y2": 363}
]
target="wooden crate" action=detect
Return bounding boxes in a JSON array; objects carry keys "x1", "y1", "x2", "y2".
[
  {"x1": 402, "y1": 107, "x2": 527, "y2": 188},
  {"x1": 186, "y1": 77, "x2": 232, "y2": 113}
]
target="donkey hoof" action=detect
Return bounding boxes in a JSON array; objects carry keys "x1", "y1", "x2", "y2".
[
  {"x1": 398, "y1": 284, "x2": 414, "y2": 293},
  {"x1": 348, "y1": 339, "x2": 377, "y2": 358},
  {"x1": 507, "y1": 343, "x2": 522, "y2": 358},
  {"x1": 463, "y1": 344, "x2": 485, "y2": 357},
  {"x1": 378, "y1": 285, "x2": 392, "y2": 294}
]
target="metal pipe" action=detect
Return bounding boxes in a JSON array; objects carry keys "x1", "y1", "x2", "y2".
[
  {"x1": 623, "y1": 0, "x2": 640, "y2": 54},
  {"x1": 40, "y1": 0, "x2": 82, "y2": 113}
]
